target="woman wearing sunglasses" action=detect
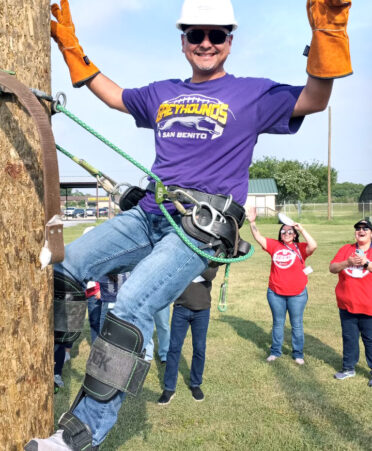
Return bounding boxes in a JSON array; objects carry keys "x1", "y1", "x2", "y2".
[
  {"x1": 330, "y1": 219, "x2": 372, "y2": 384},
  {"x1": 247, "y1": 208, "x2": 317, "y2": 364}
]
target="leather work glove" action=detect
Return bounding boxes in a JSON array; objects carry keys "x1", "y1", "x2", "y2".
[
  {"x1": 51, "y1": 0, "x2": 100, "y2": 87},
  {"x1": 306, "y1": 0, "x2": 352, "y2": 79}
]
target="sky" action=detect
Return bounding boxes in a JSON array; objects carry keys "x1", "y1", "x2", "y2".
[{"x1": 50, "y1": 0, "x2": 372, "y2": 193}]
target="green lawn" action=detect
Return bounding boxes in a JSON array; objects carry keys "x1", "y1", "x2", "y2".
[{"x1": 57, "y1": 222, "x2": 372, "y2": 450}]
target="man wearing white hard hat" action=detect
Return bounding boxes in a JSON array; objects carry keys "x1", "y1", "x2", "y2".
[{"x1": 26, "y1": 0, "x2": 352, "y2": 449}]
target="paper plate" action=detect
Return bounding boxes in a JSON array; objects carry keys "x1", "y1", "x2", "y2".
[{"x1": 278, "y1": 212, "x2": 295, "y2": 226}]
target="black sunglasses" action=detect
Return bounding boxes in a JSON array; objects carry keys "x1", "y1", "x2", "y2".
[
  {"x1": 355, "y1": 226, "x2": 370, "y2": 231},
  {"x1": 184, "y1": 29, "x2": 231, "y2": 45}
]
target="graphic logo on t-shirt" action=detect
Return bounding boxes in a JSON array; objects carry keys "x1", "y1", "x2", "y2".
[
  {"x1": 344, "y1": 266, "x2": 369, "y2": 279},
  {"x1": 156, "y1": 94, "x2": 235, "y2": 140},
  {"x1": 272, "y1": 249, "x2": 296, "y2": 269}
]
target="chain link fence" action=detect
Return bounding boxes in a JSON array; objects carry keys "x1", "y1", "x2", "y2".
[{"x1": 256, "y1": 202, "x2": 372, "y2": 222}]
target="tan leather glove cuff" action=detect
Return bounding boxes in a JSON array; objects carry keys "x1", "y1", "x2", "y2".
[
  {"x1": 61, "y1": 48, "x2": 100, "y2": 87},
  {"x1": 306, "y1": 30, "x2": 352, "y2": 79}
]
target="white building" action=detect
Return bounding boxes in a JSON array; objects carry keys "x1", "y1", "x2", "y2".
[{"x1": 244, "y1": 178, "x2": 278, "y2": 217}]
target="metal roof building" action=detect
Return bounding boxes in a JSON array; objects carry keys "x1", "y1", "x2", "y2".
[
  {"x1": 245, "y1": 178, "x2": 278, "y2": 216},
  {"x1": 248, "y1": 178, "x2": 278, "y2": 195}
]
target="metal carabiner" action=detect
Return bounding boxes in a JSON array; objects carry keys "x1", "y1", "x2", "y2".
[
  {"x1": 112, "y1": 181, "x2": 132, "y2": 192},
  {"x1": 52, "y1": 91, "x2": 67, "y2": 114},
  {"x1": 192, "y1": 202, "x2": 226, "y2": 239},
  {"x1": 172, "y1": 189, "x2": 201, "y2": 208}
]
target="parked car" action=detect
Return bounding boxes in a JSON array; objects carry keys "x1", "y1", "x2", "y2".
[
  {"x1": 64, "y1": 207, "x2": 75, "y2": 217},
  {"x1": 98, "y1": 208, "x2": 109, "y2": 217},
  {"x1": 72, "y1": 208, "x2": 86, "y2": 218},
  {"x1": 86, "y1": 208, "x2": 96, "y2": 217}
]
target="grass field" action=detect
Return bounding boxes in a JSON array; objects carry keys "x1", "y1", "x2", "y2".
[{"x1": 56, "y1": 221, "x2": 372, "y2": 450}]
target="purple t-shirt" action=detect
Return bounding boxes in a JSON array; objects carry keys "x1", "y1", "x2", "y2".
[{"x1": 122, "y1": 73, "x2": 304, "y2": 214}]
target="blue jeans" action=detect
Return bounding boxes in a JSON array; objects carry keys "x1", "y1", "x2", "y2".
[
  {"x1": 87, "y1": 296, "x2": 110, "y2": 343},
  {"x1": 54, "y1": 206, "x2": 211, "y2": 445},
  {"x1": 267, "y1": 288, "x2": 308, "y2": 359},
  {"x1": 164, "y1": 305, "x2": 210, "y2": 391},
  {"x1": 339, "y1": 309, "x2": 372, "y2": 371},
  {"x1": 145, "y1": 305, "x2": 171, "y2": 361}
]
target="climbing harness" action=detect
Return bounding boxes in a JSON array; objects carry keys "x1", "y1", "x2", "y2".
[
  {"x1": 0, "y1": 72, "x2": 64, "y2": 267},
  {"x1": 31, "y1": 87, "x2": 254, "y2": 310},
  {"x1": 146, "y1": 182, "x2": 250, "y2": 262}
]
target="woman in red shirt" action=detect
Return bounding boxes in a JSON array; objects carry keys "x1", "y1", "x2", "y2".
[
  {"x1": 329, "y1": 219, "x2": 372, "y2": 384},
  {"x1": 248, "y1": 208, "x2": 317, "y2": 364}
]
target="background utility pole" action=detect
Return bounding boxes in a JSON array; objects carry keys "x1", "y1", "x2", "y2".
[
  {"x1": 328, "y1": 106, "x2": 332, "y2": 221},
  {"x1": 0, "y1": 1, "x2": 54, "y2": 448}
]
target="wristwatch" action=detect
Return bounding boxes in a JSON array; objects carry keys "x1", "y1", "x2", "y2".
[{"x1": 363, "y1": 260, "x2": 370, "y2": 270}]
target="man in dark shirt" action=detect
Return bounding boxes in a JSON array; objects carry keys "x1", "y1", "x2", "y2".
[{"x1": 158, "y1": 267, "x2": 218, "y2": 404}]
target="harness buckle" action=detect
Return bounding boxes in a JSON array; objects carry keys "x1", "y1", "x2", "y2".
[
  {"x1": 192, "y1": 202, "x2": 226, "y2": 239},
  {"x1": 155, "y1": 181, "x2": 168, "y2": 204}
]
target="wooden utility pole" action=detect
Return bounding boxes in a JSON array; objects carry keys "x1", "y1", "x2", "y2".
[
  {"x1": 0, "y1": 1, "x2": 54, "y2": 448},
  {"x1": 328, "y1": 106, "x2": 332, "y2": 221}
]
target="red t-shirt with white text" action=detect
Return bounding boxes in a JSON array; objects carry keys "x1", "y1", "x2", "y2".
[
  {"x1": 330, "y1": 244, "x2": 372, "y2": 315},
  {"x1": 265, "y1": 238, "x2": 308, "y2": 296}
]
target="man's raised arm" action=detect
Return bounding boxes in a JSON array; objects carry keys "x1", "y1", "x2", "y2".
[
  {"x1": 86, "y1": 74, "x2": 128, "y2": 113},
  {"x1": 293, "y1": 77, "x2": 333, "y2": 117}
]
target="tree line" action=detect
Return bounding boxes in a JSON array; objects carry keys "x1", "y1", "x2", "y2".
[{"x1": 250, "y1": 157, "x2": 365, "y2": 203}]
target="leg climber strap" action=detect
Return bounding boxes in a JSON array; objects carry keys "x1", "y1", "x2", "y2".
[
  {"x1": 79, "y1": 311, "x2": 150, "y2": 402},
  {"x1": 54, "y1": 273, "x2": 87, "y2": 345},
  {"x1": 58, "y1": 411, "x2": 98, "y2": 451}
]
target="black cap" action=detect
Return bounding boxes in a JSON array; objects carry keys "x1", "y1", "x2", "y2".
[{"x1": 354, "y1": 219, "x2": 372, "y2": 230}]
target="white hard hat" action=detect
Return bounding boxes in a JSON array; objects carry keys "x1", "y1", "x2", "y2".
[{"x1": 176, "y1": 0, "x2": 238, "y2": 31}]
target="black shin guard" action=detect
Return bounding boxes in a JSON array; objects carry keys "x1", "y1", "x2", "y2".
[
  {"x1": 77, "y1": 312, "x2": 150, "y2": 403},
  {"x1": 54, "y1": 273, "x2": 87, "y2": 345}
]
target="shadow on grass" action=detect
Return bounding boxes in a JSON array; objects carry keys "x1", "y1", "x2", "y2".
[
  {"x1": 153, "y1": 348, "x2": 193, "y2": 391},
  {"x1": 218, "y1": 315, "x2": 371, "y2": 378},
  {"x1": 100, "y1": 387, "x2": 155, "y2": 450},
  {"x1": 152, "y1": 326, "x2": 195, "y2": 391},
  {"x1": 219, "y1": 315, "x2": 372, "y2": 448},
  {"x1": 153, "y1": 357, "x2": 166, "y2": 389},
  {"x1": 178, "y1": 353, "x2": 192, "y2": 389}
]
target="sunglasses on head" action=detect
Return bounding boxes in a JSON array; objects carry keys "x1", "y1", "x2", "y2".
[
  {"x1": 184, "y1": 29, "x2": 231, "y2": 45},
  {"x1": 355, "y1": 226, "x2": 370, "y2": 232},
  {"x1": 281, "y1": 229, "x2": 294, "y2": 235}
]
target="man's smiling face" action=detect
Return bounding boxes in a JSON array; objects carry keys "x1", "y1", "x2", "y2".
[{"x1": 181, "y1": 25, "x2": 233, "y2": 82}]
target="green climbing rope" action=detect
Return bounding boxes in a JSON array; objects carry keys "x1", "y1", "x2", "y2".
[{"x1": 0, "y1": 69, "x2": 15, "y2": 75}]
